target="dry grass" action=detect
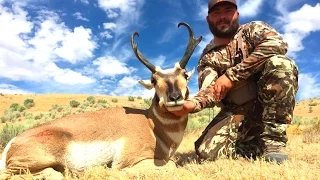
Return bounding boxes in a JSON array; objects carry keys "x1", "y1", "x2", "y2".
[
  {"x1": 62, "y1": 128, "x2": 320, "y2": 180},
  {"x1": 0, "y1": 94, "x2": 320, "y2": 179}
]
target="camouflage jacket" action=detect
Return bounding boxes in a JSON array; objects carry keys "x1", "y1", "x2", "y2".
[{"x1": 191, "y1": 21, "x2": 288, "y2": 112}]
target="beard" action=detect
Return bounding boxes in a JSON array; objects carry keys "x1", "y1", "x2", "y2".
[{"x1": 208, "y1": 18, "x2": 240, "y2": 38}]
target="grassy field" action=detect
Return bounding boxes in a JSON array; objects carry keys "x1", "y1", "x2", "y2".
[{"x1": 0, "y1": 94, "x2": 319, "y2": 179}]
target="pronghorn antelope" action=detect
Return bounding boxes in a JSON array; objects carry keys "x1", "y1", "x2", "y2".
[{"x1": 0, "y1": 22, "x2": 202, "y2": 179}]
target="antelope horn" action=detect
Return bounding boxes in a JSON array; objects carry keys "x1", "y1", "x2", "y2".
[
  {"x1": 178, "y1": 22, "x2": 202, "y2": 69},
  {"x1": 131, "y1": 32, "x2": 156, "y2": 73}
]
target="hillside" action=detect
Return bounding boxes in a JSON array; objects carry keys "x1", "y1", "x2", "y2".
[
  {"x1": 1, "y1": 93, "x2": 319, "y2": 119},
  {"x1": 0, "y1": 94, "x2": 319, "y2": 179}
]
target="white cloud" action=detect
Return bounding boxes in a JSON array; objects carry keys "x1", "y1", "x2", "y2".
[
  {"x1": 141, "y1": 89, "x2": 155, "y2": 98},
  {"x1": 54, "y1": 26, "x2": 96, "y2": 64},
  {"x1": 100, "y1": 31, "x2": 113, "y2": 39},
  {"x1": 112, "y1": 76, "x2": 139, "y2": 94},
  {"x1": 0, "y1": 3, "x2": 32, "y2": 54},
  {"x1": 103, "y1": 22, "x2": 117, "y2": 30},
  {"x1": 0, "y1": 84, "x2": 33, "y2": 94},
  {"x1": 275, "y1": 0, "x2": 306, "y2": 15},
  {"x1": 196, "y1": 33, "x2": 213, "y2": 55},
  {"x1": 54, "y1": 69, "x2": 95, "y2": 85},
  {"x1": 93, "y1": 56, "x2": 136, "y2": 77},
  {"x1": 157, "y1": 25, "x2": 180, "y2": 44},
  {"x1": 81, "y1": 0, "x2": 89, "y2": 4},
  {"x1": 101, "y1": 22, "x2": 117, "y2": 39},
  {"x1": 297, "y1": 73, "x2": 320, "y2": 100},
  {"x1": 97, "y1": 0, "x2": 145, "y2": 37},
  {"x1": 74, "y1": 0, "x2": 89, "y2": 5},
  {"x1": 73, "y1": 12, "x2": 89, "y2": 21},
  {"x1": 197, "y1": 4, "x2": 207, "y2": 19},
  {"x1": 197, "y1": 0, "x2": 264, "y2": 19},
  {"x1": 277, "y1": 3, "x2": 320, "y2": 57},
  {"x1": 151, "y1": 55, "x2": 166, "y2": 67},
  {"x1": 105, "y1": 9, "x2": 119, "y2": 18},
  {"x1": 118, "y1": 76, "x2": 138, "y2": 88},
  {"x1": 98, "y1": 0, "x2": 138, "y2": 12},
  {"x1": 111, "y1": 76, "x2": 155, "y2": 98},
  {"x1": 0, "y1": 2, "x2": 97, "y2": 85},
  {"x1": 238, "y1": 0, "x2": 264, "y2": 18}
]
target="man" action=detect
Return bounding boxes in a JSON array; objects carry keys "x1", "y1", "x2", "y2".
[{"x1": 172, "y1": 0, "x2": 298, "y2": 163}]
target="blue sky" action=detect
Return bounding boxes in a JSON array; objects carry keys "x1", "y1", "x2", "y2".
[{"x1": 0, "y1": 0, "x2": 319, "y2": 101}]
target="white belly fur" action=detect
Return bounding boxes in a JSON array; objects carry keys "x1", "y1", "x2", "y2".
[{"x1": 65, "y1": 139, "x2": 125, "y2": 171}]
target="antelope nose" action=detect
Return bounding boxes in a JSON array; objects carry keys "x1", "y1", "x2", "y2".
[{"x1": 169, "y1": 94, "x2": 181, "y2": 102}]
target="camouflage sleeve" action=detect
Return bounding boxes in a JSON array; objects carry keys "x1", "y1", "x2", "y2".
[
  {"x1": 225, "y1": 21, "x2": 288, "y2": 82},
  {"x1": 191, "y1": 83, "x2": 218, "y2": 112},
  {"x1": 191, "y1": 51, "x2": 219, "y2": 113}
]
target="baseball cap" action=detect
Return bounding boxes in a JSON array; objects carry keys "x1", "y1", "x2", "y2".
[{"x1": 208, "y1": 0, "x2": 237, "y2": 13}]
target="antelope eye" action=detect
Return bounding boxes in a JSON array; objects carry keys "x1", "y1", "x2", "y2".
[
  {"x1": 151, "y1": 78, "x2": 157, "y2": 84},
  {"x1": 183, "y1": 72, "x2": 189, "y2": 79}
]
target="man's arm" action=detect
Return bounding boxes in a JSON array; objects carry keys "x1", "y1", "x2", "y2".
[
  {"x1": 225, "y1": 21, "x2": 288, "y2": 82},
  {"x1": 189, "y1": 53, "x2": 220, "y2": 113}
]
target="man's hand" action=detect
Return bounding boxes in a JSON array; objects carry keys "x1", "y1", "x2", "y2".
[
  {"x1": 214, "y1": 74, "x2": 234, "y2": 101},
  {"x1": 171, "y1": 100, "x2": 196, "y2": 117}
]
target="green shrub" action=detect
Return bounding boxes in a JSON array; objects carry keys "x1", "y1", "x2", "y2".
[
  {"x1": 24, "y1": 99, "x2": 35, "y2": 109},
  {"x1": 70, "y1": 100, "x2": 80, "y2": 108},
  {"x1": 9, "y1": 103, "x2": 20, "y2": 110},
  {"x1": 1, "y1": 111, "x2": 21, "y2": 123},
  {"x1": 87, "y1": 96, "x2": 95, "y2": 104},
  {"x1": 143, "y1": 98, "x2": 152, "y2": 108},
  {"x1": 25, "y1": 112, "x2": 33, "y2": 120},
  {"x1": 97, "y1": 99, "x2": 108, "y2": 104},
  {"x1": 63, "y1": 107, "x2": 72, "y2": 116},
  {"x1": 77, "y1": 109, "x2": 85, "y2": 113},
  {"x1": 0, "y1": 124, "x2": 27, "y2": 149},
  {"x1": 34, "y1": 113, "x2": 44, "y2": 120},
  {"x1": 0, "y1": 116, "x2": 7, "y2": 123},
  {"x1": 24, "y1": 118, "x2": 40, "y2": 129},
  {"x1": 12, "y1": 111, "x2": 21, "y2": 119},
  {"x1": 9, "y1": 103, "x2": 25, "y2": 112},
  {"x1": 111, "y1": 98, "x2": 118, "y2": 103},
  {"x1": 198, "y1": 116, "x2": 211, "y2": 124},
  {"x1": 128, "y1": 96, "x2": 135, "y2": 102},
  {"x1": 308, "y1": 102, "x2": 318, "y2": 106},
  {"x1": 52, "y1": 104, "x2": 63, "y2": 112},
  {"x1": 82, "y1": 100, "x2": 90, "y2": 107},
  {"x1": 16, "y1": 105, "x2": 26, "y2": 112},
  {"x1": 96, "y1": 103, "x2": 110, "y2": 110},
  {"x1": 292, "y1": 116, "x2": 317, "y2": 125},
  {"x1": 292, "y1": 116, "x2": 302, "y2": 124},
  {"x1": 186, "y1": 119, "x2": 207, "y2": 133},
  {"x1": 49, "y1": 111, "x2": 57, "y2": 119},
  {"x1": 137, "y1": 96, "x2": 142, "y2": 100},
  {"x1": 309, "y1": 107, "x2": 313, "y2": 113}
]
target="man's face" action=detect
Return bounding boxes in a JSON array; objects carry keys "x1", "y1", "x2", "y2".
[{"x1": 206, "y1": 3, "x2": 239, "y2": 38}]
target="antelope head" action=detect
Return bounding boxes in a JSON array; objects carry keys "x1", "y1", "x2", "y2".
[{"x1": 131, "y1": 22, "x2": 202, "y2": 112}]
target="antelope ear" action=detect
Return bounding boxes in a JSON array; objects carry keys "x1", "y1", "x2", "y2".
[
  {"x1": 138, "y1": 80, "x2": 154, "y2": 90},
  {"x1": 186, "y1": 68, "x2": 195, "y2": 81}
]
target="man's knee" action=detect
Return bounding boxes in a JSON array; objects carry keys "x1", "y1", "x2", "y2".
[
  {"x1": 263, "y1": 55, "x2": 298, "y2": 74},
  {"x1": 257, "y1": 55, "x2": 298, "y2": 124},
  {"x1": 195, "y1": 114, "x2": 239, "y2": 161},
  {"x1": 258, "y1": 55, "x2": 298, "y2": 101}
]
